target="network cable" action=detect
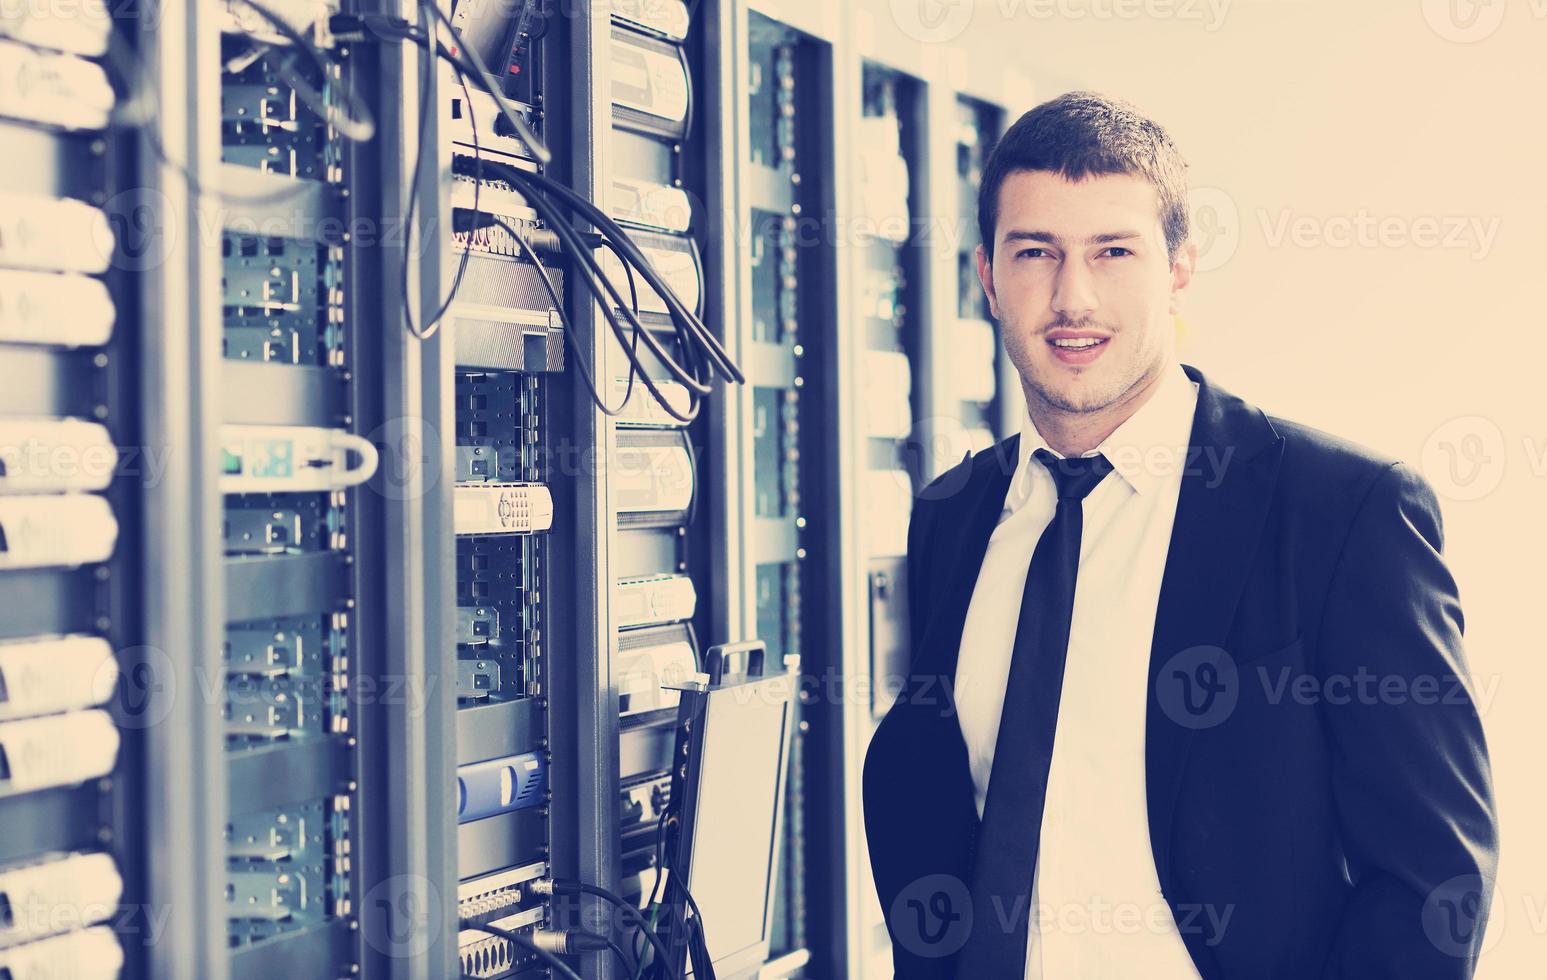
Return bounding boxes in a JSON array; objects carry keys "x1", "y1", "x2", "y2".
[{"x1": 333, "y1": 7, "x2": 744, "y2": 421}]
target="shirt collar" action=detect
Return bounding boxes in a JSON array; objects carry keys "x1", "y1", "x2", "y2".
[{"x1": 1006, "y1": 360, "x2": 1200, "y2": 513}]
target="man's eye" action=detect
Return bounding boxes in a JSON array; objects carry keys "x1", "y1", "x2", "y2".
[
  {"x1": 1016, "y1": 248, "x2": 1048, "y2": 259},
  {"x1": 1101, "y1": 246, "x2": 1133, "y2": 257}
]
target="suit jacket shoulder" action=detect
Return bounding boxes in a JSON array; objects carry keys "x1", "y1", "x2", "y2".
[
  {"x1": 1261, "y1": 413, "x2": 1447, "y2": 578},
  {"x1": 1269, "y1": 413, "x2": 1403, "y2": 506}
]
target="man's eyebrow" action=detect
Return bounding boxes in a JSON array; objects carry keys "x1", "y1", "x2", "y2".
[
  {"x1": 1000, "y1": 229, "x2": 1145, "y2": 246},
  {"x1": 1002, "y1": 229, "x2": 1062, "y2": 245}
]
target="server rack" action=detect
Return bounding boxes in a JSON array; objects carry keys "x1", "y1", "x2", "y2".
[
  {"x1": 944, "y1": 93, "x2": 1013, "y2": 458},
  {"x1": 603, "y1": 0, "x2": 713, "y2": 922},
  {"x1": 2, "y1": 4, "x2": 1038, "y2": 979},
  {"x1": 213, "y1": 0, "x2": 414, "y2": 972},
  {"x1": 0, "y1": 6, "x2": 142, "y2": 977},
  {"x1": 423, "y1": 0, "x2": 575, "y2": 975},
  {"x1": 728, "y1": 9, "x2": 845, "y2": 979}
]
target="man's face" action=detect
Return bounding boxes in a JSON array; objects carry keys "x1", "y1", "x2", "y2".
[{"x1": 977, "y1": 170, "x2": 1194, "y2": 415}]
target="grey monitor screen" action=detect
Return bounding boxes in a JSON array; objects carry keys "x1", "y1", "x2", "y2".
[{"x1": 684, "y1": 680, "x2": 791, "y2": 966}]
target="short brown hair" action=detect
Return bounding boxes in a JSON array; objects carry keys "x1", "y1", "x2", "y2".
[{"x1": 978, "y1": 91, "x2": 1190, "y2": 261}]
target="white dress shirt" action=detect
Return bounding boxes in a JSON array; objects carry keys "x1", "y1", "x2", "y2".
[{"x1": 953, "y1": 361, "x2": 1202, "y2": 980}]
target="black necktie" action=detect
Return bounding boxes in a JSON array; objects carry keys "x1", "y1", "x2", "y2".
[{"x1": 956, "y1": 447, "x2": 1114, "y2": 977}]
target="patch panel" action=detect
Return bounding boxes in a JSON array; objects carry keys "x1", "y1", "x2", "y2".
[
  {"x1": 452, "y1": 207, "x2": 564, "y2": 264},
  {"x1": 0, "y1": 710, "x2": 118, "y2": 797},
  {"x1": 0, "y1": 417, "x2": 117, "y2": 494},
  {"x1": 450, "y1": 165, "x2": 541, "y2": 218},
  {"x1": 0, "y1": 40, "x2": 113, "y2": 131},
  {"x1": 458, "y1": 908, "x2": 547, "y2": 978},
  {"x1": 0, "y1": 270, "x2": 115, "y2": 348},
  {"x1": 0, "y1": 193, "x2": 113, "y2": 274},
  {"x1": 456, "y1": 851, "x2": 547, "y2": 977},
  {"x1": 0, "y1": 495, "x2": 118, "y2": 571},
  {"x1": 0, "y1": 0, "x2": 112, "y2": 57},
  {"x1": 457, "y1": 859, "x2": 547, "y2": 927},
  {"x1": 0, "y1": 925, "x2": 124, "y2": 980},
  {"x1": 0, "y1": 634, "x2": 117, "y2": 721},
  {"x1": 0, "y1": 851, "x2": 122, "y2": 948}
]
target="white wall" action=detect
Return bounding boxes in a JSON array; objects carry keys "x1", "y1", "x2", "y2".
[{"x1": 902, "y1": 0, "x2": 1546, "y2": 973}]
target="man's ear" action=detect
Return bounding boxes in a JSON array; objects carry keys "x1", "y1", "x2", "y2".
[
  {"x1": 1169, "y1": 240, "x2": 1197, "y2": 315},
  {"x1": 975, "y1": 243, "x2": 1001, "y2": 319}
]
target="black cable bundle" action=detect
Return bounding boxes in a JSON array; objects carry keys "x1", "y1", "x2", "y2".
[
  {"x1": 473, "y1": 158, "x2": 743, "y2": 425},
  {"x1": 362, "y1": 0, "x2": 744, "y2": 421}
]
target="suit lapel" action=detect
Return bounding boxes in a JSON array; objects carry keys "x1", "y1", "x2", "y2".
[
  {"x1": 1146, "y1": 366, "x2": 1284, "y2": 906},
  {"x1": 909, "y1": 434, "x2": 1020, "y2": 689}
]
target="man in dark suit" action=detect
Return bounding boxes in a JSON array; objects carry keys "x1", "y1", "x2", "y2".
[{"x1": 862, "y1": 92, "x2": 1497, "y2": 979}]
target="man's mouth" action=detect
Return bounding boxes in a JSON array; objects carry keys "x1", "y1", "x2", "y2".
[
  {"x1": 1049, "y1": 337, "x2": 1106, "y2": 349},
  {"x1": 1045, "y1": 331, "x2": 1111, "y2": 365}
]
